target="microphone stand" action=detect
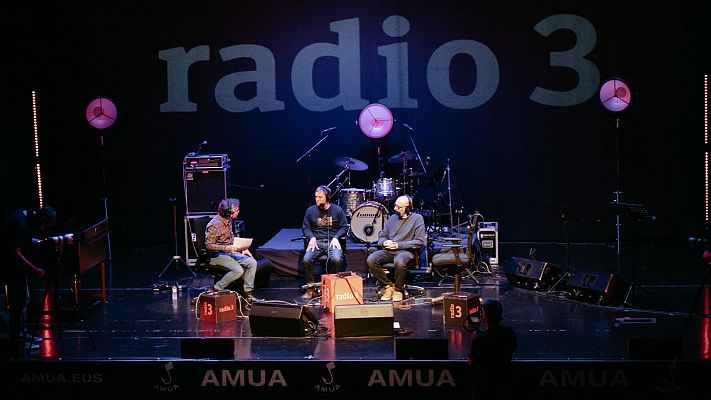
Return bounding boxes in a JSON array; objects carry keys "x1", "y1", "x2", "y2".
[
  {"x1": 296, "y1": 130, "x2": 333, "y2": 163},
  {"x1": 297, "y1": 129, "x2": 334, "y2": 205},
  {"x1": 403, "y1": 124, "x2": 427, "y2": 174}
]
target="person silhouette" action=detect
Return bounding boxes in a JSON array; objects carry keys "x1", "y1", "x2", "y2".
[{"x1": 467, "y1": 299, "x2": 517, "y2": 399}]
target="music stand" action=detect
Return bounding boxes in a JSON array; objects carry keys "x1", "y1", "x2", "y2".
[{"x1": 157, "y1": 197, "x2": 195, "y2": 280}]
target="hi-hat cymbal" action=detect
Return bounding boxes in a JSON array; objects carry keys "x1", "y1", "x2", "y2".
[
  {"x1": 388, "y1": 151, "x2": 417, "y2": 163},
  {"x1": 333, "y1": 156, "x2": 368, "y2": 171}
]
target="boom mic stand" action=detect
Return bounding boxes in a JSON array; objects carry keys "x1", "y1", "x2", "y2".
[{"x1": 157, "y1": 197, "x2": 195, "y2": 280}]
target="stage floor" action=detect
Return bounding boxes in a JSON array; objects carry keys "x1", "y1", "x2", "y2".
[{"x1": 1, "y1": 237, "x2": 709, "y2": 398}]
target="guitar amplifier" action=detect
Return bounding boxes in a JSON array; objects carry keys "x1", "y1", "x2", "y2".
[
  {"x1": 183, "y1": 154, "x2": 229, "y2": 169},
  {"x1": 478, "y1": 221, "x2": 499, "y2": 265}
]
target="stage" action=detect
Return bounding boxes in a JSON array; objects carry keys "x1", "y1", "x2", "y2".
[{"x1": 0, "y1": 235, "x2": 709, "y2": 398}]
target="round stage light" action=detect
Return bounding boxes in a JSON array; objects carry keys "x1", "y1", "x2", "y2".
[
  {"x1": 86, "y1": 97, "x2": 117, "y2": 129},
  {"x1": 599, "y1": 79, "x2": 632, "y2": 113},
  {"x1": 358, "y1": 103, "x2": 394, "y2": 139}
]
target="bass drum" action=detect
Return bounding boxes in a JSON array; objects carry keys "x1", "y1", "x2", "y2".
[{"x1": 350, "y1": 202, "x2": 389, "y2": 244}]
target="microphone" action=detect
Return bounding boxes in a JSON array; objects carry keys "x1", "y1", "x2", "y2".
[
  {"x1": 321, "y1": 127, "x2": 337, "y2": 135},
  {"x1": 191, "y1": 140, "x2": 207, "y2": 155},
  {"x1": 402, "y1": 123, "x2": 413, "y2": 131}
]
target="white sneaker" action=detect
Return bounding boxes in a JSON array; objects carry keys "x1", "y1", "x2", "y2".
[
  {"x1": 380, "y1": 285, "x2": 394, "y2": 301},
  {"x1": 391, "y1": 290, "x2": 403, "y2": 302}
]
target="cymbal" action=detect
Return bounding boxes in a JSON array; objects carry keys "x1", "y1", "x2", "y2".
[
  {"x1": 333, "y1": 156, "x2": 368, "y2": 171},
  {"x1": 388, "y1": 151, "x2": 417, "y2": 163}
]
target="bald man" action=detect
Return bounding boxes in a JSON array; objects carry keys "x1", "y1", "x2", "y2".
[{"x1": 366, "y1": 195, "x2": 426, "y2": 302}]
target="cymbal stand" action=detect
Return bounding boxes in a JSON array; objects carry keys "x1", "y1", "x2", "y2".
[
  {"x1": 444, "y1": 159, "x2": 454, "y2": 233},
  {"x1": 401, "y1": 160, "x2": 410, "y2": 195},
  {"x1": 327, "y1": 166, "x2": 351, "y2": 196}
]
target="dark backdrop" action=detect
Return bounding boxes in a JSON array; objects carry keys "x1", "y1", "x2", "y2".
[{"x1": 2, "y1": 1, "x2": 708, "y2": 248}]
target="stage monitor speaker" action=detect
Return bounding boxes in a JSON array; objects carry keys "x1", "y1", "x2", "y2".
[
  {"x1": 334, "y1": 303, "x2": 393, "y2": 337},
  {"x1": 181, "y1": 338, "x2": 234, "y2": 359},
  {"x1": 184, "y1": 168, "x2": 228, "y2": 214},
  {"x1": 395, "y1": 338, "x2": 449, "y2": 360},
  {"x1": 566, "y1": 270, "x2": 629, "y2": 305},
  {"x1": 249, "y1": 302, "x2": 319, "y2": 337},
  {"x1": 504, "y1": 257, "x2": 563, "y2": 291}
]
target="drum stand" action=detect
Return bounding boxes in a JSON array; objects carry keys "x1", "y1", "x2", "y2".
[
  {"x1": 327, "y1": 166, "x2": 351, "y2": 196},
  {"x1": 442, "y1": 159, "x2": 454, "y2": 234}
]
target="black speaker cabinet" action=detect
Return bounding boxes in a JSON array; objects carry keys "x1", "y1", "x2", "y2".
[
  {"x1": 249, "y1": 302, "x2": 319, "y2": 337},
  {"x1": 505, "y1": 257, "x2": 563, "y2": 291},
  {"x1": 566, "y1": 270, "x2": 629, "y2": 305},
  {"x1": 395, "y1": 338, "x2": 449, "y2": 360},
  {"x1": 184, "y1": 168, "x2": 228, "y2": 214},
  {"x1": 181, "y1": 338, "x2": 234, "y2": 359},
  {"x1": 334, "y1": 303, "x2": 393, "y2": 337}
]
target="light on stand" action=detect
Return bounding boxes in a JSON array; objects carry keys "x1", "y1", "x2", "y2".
[
  {"x1": 599, "y1": 78, "x2": 633, "y2": 256},
  {"x1": 85, "y1": 96, "x2": 118, "y2": 292}
]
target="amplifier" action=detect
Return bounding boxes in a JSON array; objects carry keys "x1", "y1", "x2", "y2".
[
  {"x1": 184, "y1": 154, "x2": 229, "y2": 169},
  {"x1": 478, "y1": 221, "x2": 499, "y2": 265}
]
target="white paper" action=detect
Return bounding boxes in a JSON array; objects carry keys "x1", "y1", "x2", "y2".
[{"x1": 233, "y1": 237, "x2": 253, "y2": 250}]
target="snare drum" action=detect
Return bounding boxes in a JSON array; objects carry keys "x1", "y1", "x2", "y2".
[
  {"x1": 338, "y1": 188, "x2": 368, "y2": 217},
  {"x1": 372, "y1": 178, "x2": 398, "y2": 202},
  {"x1": 350, "y1": 202, "x2": 389, "y2": 243}
]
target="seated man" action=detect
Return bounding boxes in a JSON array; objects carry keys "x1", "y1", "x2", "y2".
[
  {"x1": 205, "y1": 198, "x2": 257, "y2": 303},
  {"x1": 301, "y1": 185, "x2": 349, "y2": 299},
  {"x1": 367, "y1": 195, "x2": 426, "y2": 302}
]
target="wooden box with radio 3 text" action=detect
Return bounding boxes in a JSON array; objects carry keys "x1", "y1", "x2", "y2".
[
  {"x1": 198, "y1": 291, "x2": 237, "y2": 323},
  {"x1": 444, "y1": 293, "x2": 481, "y2": 325}
]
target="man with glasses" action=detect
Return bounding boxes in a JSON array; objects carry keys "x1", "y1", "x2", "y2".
[
  {"x1": 205, "y1": 198, "x2": 257, "y2": 304},
  {"x1": 367, "y1": 195, "x2": 426, "y2": 302}
]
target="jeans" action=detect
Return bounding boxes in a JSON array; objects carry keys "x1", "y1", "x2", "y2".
[
  {"x1": 209, "y1": 252, "x2": 257, "y2": 292},
  {"x1": 366, "y1": 249, "x2": 415, "y2": 292},
  {"x1": 302, "y1": 239, "x2": 343, "y2": 285}
]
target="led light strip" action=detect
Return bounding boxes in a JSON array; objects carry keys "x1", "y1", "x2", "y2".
[{"x1": 31, "y1": 90, "x2": 44, "y2": 209}]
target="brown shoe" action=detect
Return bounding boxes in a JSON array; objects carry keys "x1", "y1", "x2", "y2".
[
  {"x1": 380, "y1": 285, "x2": 394, "y2": 301},
  {"x1": 243, "y1": 291, "x2": 253, "y2": 304},
  {"x1": 302, "y1": 287, "x2": 316, "y2": 300}
]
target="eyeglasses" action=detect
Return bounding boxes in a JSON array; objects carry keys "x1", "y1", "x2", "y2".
[{"x1": 394, "y1": 204, "x2": 406, "y2": 209}]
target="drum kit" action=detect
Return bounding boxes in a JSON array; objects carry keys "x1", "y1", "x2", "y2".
[{"x1": 330, "y1": 151, "x2": 438, "y2": 244}]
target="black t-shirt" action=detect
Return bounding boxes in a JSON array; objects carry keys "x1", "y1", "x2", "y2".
[
  {"x1": 3, "y1": 210, "x2": 33, "y2": 277},
  {"x1": 468, "y1": 324, "x2": 517, "y2": 397}
]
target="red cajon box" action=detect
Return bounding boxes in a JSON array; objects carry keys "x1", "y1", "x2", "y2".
[
  {"x1": 321, "y1": 273, "x2": 364, "y2": 313},
  {"x1": 198, "y1": 291, "x2": 237, "y2": 323}
]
